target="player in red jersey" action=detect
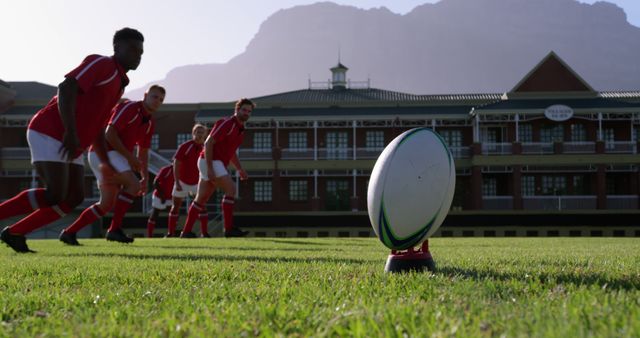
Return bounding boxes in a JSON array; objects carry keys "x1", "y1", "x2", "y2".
[
  {"x1": 0, "y1": 28, "x2": 144, "y2": 253},
  {"x1": 180, "y1": 98, "x2": 254, "y2": 238},
  {"x1": 145, "y1": 164, "x2": 174, "y2": 238},
  {"x1": 165, "y1": 124, "x2": 207, "y2": 237},
  {"x1": 58, "y1": 85, "x2": 165, "y2": 245}
]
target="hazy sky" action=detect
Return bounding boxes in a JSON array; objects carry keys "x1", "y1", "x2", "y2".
[{"x1": 2, "y1": 0, "x2": 638, "y2": 92}]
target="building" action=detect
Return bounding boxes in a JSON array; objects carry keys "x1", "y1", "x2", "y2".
[{"x1": 1, "y1": 51, "x2": 639, "y2": 237}]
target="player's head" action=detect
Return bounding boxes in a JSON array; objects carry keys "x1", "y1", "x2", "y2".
[
  {"x1": 192, "y1": 123, "x2": 207, "y2": 144},
  {"x1": 113, "y1": 28, "x2": 144, "y2": 71},
  {"x1": 234, "y1": 98, "x2": 255, "y2": 123},
  {"x1": 143, "y1": 85, "x2": 166, "y2": 113}
]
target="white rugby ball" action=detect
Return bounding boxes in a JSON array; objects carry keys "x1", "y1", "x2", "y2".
[{"x1": 367, "y1": 128, "x2": 455, "y2": 250}]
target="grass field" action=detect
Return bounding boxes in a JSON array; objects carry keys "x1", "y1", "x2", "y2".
[{"x1": 0, "y1": 237, "x2": 638, "y2": 337}]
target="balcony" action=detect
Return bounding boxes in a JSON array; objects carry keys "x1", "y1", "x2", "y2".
[
  {"x1": 482, "y1": 196, "x2": 513, "y2": 210},
  {"x1": 606, "y1": 195, "x2": 639, "y2": 209},
  {"x1": 481, "y1": 143, "x2": 512, "y2": 155},
  {"x1": 521, "y1": 142, "x2": 554, "y2": 155},
  {"x1": 604, "y1": 141, "x2": 637, "y2": 154},
  {"x1": 0, "y1": 147, "x2": 30, "y2": 159},
  {"x1": 238, "y1": 149, "x2": 273, "y2": 160},
  {"x1": 281, "y1": 148, "x2": 314, "y2": 160},
  {"x1": 563, "y1": 142, "x2": 595, "y2": 154},
  {"x1": 523, "y1": 195, "x2": 597, "y2": 210},
  {"x1": 450, "y1": 146, "x2": 471, "y2": 159}
]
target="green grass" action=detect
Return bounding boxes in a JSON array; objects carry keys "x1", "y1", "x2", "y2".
[{"x1": 0, "y1": 237, "x2": 638, "y2": 337}]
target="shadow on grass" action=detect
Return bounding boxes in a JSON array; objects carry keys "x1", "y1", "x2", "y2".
[
  {"x1": 147, "y1": 245, "x2": 337, "y2": 252},
  {"x1": 258, "y1": 239, "x2": 373, "y2": 247},
  {"x1": 53, "y1": 252, "x2": 371, "y2": 265},
  {"x1": 435, "y1": 265, "x2": 639, "y2": 291}
]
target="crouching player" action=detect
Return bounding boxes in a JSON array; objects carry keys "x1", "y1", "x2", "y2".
[{"x1": 146, "y1": 164, "x2": 174, "y2": 237}]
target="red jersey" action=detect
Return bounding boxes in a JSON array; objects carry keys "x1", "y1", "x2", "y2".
[
  {"x1": 174, "y1": 140, "x2": 203, "y2": 185},
  {"x1": 106, "y1": 100, "x2": 154, "y2": 152},
  {"x1": 153, "y1": 165, "x2": 174, "y2": 200},
  {"x1": 199, "y1": 116, "x2": 245, "y2": 166},
  {"x1": 28, "y1": 55, "x2": 129, "y2": 157}
]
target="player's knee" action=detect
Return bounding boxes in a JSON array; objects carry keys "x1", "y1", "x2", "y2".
[
  {"x1": 65, "y1": 192, "x2": 85, "y2": 209},
  {"x1": 125, "y1": 180, "x2": 141, "y2": 194},
  {"x1": 98, "y1": 199, "x2": 116, "y2": 212},
  {"x1": 43, "y1": 188, "x2": 67, "y2": 206}
]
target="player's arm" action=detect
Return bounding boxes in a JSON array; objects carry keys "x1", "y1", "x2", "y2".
[
  {"x1": 204, "y1": 135, "x2": 216, "y2": 181},
  {"x1": 57, "y1": 77, "x2": 80, "y2": 160},
  {"x1": 173, "y1": 159, "x2": 182, "y2": 191},
  {"x1": 106, "y1": 125, "x2": 141, "y2": 172},
  {"x1": 137, "y1": 146, "x2": 149, "y2": 194},
  {"x1": 230, "y1": 153, "x2": 248, "y2": 180}
]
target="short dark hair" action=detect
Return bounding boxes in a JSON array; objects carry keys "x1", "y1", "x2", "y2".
[
  {"x1": 113, "y1": 28, "x2": 144, "y2": 44},
  {"x1": 147, "y1": 84, "x2": 166, "y2": 95},
  {"x1": 235, "y1": 98, "x2": 255, "y2": 111}
]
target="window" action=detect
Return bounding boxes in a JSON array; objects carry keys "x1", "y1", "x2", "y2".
[
  {"x1": 604, "y1": 128, "x2": 615, "y2": 150},
  {"x1": 176, "y1": 133, "x2": 191, "y2": 147},
  {"x1": 572, "y1": 175, "x2": 588, "y2": 195},
  {"x1": 541, "y1": 176, "x2": 567, "y2": 195},
  {"x1": 253, "y1": 132, "x2": 272, "y2": 152},
  {"x1": 289, "y1": 180, "x2": 308, "y2": 201},
  {"x1": 253, "y1": 181, "x2": 272, "y2": 202},
  {"x1": 518, "y1": 124, "x2": 533, "y2": 143},
  {"x1": 606, "y1": 176, "x2": 617, "y2": 195},
  {"x1": 482, "y1": 177, "x2": 497, "y2": 196},
  {"x1": 521, "y1": 176, "x2": 535, "y2": 196},
  {"x1": 288, "y1": 132, "x2": 307, "y2": 150},
  {"x1": 326, "y1": 132, "x2": 349, "y2": 159},
  {"x1": 540, "y1": 125, "x2": 563, "y2": 142},
  {"x1": 150, "y1": 134, "x2": 160, "y2": 150},
  {"x1": 634, "y1": 126, "x2": 640, "y2": 141},
  {"x1": 439, "y1": 129, "x2": 462, "y2": 147},
  {"x1": 570, "y1": 124, "x2": 586, "y2": 142},
  {"x1": 365, "y1": 131, "x2": 385, "y2": 149}
]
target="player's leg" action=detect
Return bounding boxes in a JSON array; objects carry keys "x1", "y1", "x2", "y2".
[
  {"x1": 180, "y1": 179, "x2": 215, "y2": 238},
  {"x1": 166, "y1": 193, "x2": 184, "y2": 237},
  {"x1": 216, "y1": 173, "x2": 247, "y2": 237},
  {"x1": 106, "y1": 169, "x2": 139, "y2": 243}
]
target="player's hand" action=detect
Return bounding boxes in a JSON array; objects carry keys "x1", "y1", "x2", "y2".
[
  {"x1": 139, "y1": 178, "x2": 148, "y2": 195},
  {"x1": 238, "y1": 169, "x2": 248, "y2": 181},
  {"x1": 175, "y1": 181, "x2": 183, "y2": 191},
  {"x1": 128, "y1": 157, "x2": 142, "y2": 172},
  {"x1": 59, "y1": 132, "x2": 80, "y2": 161}
]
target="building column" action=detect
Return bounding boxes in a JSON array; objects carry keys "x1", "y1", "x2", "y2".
[
  {"x1": 471, "y1": 167, "x2": 483, "y2": 210},
  {"x1": 311, "y1": 169, "x2": 320, "y2": 211},
  {"x1": 596, "y1": 164, "x2": 607, "y2": 209},
  {"x1": 512, "y1": 165, "x2": 522, "y2": 210},
  {"x1": 350, "y1": 169, "x2": 359, "y2": 211}
]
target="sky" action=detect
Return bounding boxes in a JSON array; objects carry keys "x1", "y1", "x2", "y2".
[{"x1": 2, "y1": 0, "x2": 638, "y2": 91}]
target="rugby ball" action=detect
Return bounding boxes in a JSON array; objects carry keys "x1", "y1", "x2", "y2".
[{"x1": 367, "y1": 128, "x2": 455, "y2": 250}]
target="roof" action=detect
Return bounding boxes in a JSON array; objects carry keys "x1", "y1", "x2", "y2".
[
  {"x1": 8, "y1": 82, "x2": 57, "y2": 101},
  {"x1": 248, "y1": 88, "x2": 502, "y2": 107},
  {"x1": 510, "y1": 51, "x2": 595, "y2": 93},
  {"x1": 331, "y1": 62, "x2": 349, "y2": 71},
  {"x1": 1, "y1": 105, "x2": 41, "y2": 116},
  {"x1": 472, "y1": 97, "x2": 640, "y2": 114},
  {"x1": 196, "y1": 105, "x2": 479, "y2": 121}
]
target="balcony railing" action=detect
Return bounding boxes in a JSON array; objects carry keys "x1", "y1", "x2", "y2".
[
  {"x1": 521, "y1": 142, "x2": 554, "y2": 155},
  {"x1": 482, "y1": 196, "x2": 513, "y2": 210},
  {"x1": 606, "y1": 195, "x2": 639, "y2": 209},
  {"x1": 563, "y1": 142, "x2": 595, "y2": 154},
  {"x1": 281, "y1": 148, "x2": 314, "y2": 160},
  {"x1": 523, "y1": 195, "x2": 597, "y2": 210},
  {"x1": 238, "y1": 149, "x2": 273, "y2": 160},
  {"x1": 0, "y1": 147, "x2": 30, "y2": 159},
  {"x1": 355, "y1": 147, "x2": 383, "y2": 159},
  {"x1": 482, "y1": 143, "x2": 512, "y2": 155},
  {"x1": 450, "y1": 146, "x2": 471, "y2": 159},
  {"x1": 318, "y1": 148, "x2": 352, "y2": 160},
  {"x1": 604, "y1": 141, "x2": 637, "y2": 154}
]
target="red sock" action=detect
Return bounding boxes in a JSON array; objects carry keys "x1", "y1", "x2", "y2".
[
  {"x1": 182, "y1": 202, "x2": 203, "y2": 234},
  {"x1": 9, "y1": 202, "x2": 72, "y2": 235},
  {"x1": 65, "y1": 204, "x2": 105, "y2": 233},
  {"x1": 199, "y1": 209, "x2": 208, "y2": 235},
  {"x1": 108, "y1": 192, "x2": 134, "y2": 232},
  {"x1": 0, "y1": 188, "x2": 48, "y2": 221},
  {"x1": 167, "y1": 211, "x2": 179, "y2": 235},
  {"x1": 222, "y1": 195, "x2": 235, "y2": 232},
  {"x1": 146, "y1": 218, "x2": 156, "y2": 238}
]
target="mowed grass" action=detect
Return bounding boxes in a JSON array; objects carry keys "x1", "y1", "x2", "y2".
[{"x1": 0, "y1": 237, "x2": 638, "y2": 337}]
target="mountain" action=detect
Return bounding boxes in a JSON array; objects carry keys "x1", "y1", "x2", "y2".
[{"x1": 126, "y1": 0, "x2": 640, "y2": 102}]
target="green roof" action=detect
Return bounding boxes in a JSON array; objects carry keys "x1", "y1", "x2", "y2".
[{"x1": 472, "y1": 97, "x2": 640, "y2": 114}]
